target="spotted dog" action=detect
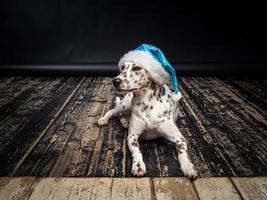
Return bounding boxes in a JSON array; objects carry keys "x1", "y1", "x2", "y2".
[{"x1": 97, "y1": 61, "x2": 197, "y2": 179}]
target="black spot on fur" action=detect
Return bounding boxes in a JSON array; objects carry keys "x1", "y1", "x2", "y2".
[
  {"x1": 178, "y1": 143, "x2": 186, "y2": 150},
  {"x1": 150, "y1": 106, "x2": 153, "y2": 110},
  {"x1": 132, "y1": 142, "x2": 139, "y2": 147}
]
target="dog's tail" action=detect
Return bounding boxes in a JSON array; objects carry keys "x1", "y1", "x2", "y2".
[
  {"x1": 163, "y1": 84, "x2": 182, "y2": 101},
  {"x1": 115, "y1": 96, "x2": 121, "y2": 106},
  {"x1": 176, "y1": 91, "x2": 182, "y2": 101}
]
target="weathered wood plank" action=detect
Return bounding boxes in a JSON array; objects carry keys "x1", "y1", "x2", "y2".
[
  {"x1": 67, "y1": 178, "x2": 112, "y2": 200},
  {"x1": 178, "y1": 83, "x2": 231, "y2": 177},
  {"x1": 28, "y1": 178, "x2": 112, "y2": 200},
  {"x1": 202, "y1": 78, "x2": 267, "y2": 175},
  {"x1": 155, "y1": 138, "x2": 180, "y2": 177},
  {"x1": 231, "y1": 177, "x2": 267, "y2": 200},
  {"x1": 0, "y1": 77, "x2": 266, "y2": 177},
  {"x1": 13, "y1": 77, "x2": 94, "y2": 176},
  {"x1": 0, "y1": 77, "x2": 84, "y2": 176},
  {"x1": 194, "y1": 177, "x2": 241, "y2": 200},
  {"x1": 137, "y1": 140, "x2": 162, "y2": 177},
  {"x1": 110, "y1": 178, "x2": 152, "y2": 200},
  {"x1": 49, "y1": 78, "x2": 113, "y2": 177},
  {"x1": 153, "y1": 177, "x2": 198, "y2": 200},
  {"x1": 0, "y1": 177, "x2": 35, "y2": 200},
  {"x1": 0, "y1": 78, "x2": 64, "y2": 144},
  {"x1": 180, "y1": 77, "x2": 267, "y2": 176},
  {"x1": 95, "y1": 117, "x2": 127, "y2": 177},
  {"x1": 224, "y1": 77, "x2": 267, "y2": 113},
  {"x1": 0, "y1": 77, "x2": 43, "y2": 108}
]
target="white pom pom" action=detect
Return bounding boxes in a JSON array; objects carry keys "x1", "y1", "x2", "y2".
[
  {"x1": 173, "y1": 91, "x2": 182, "y2": 101},
  {"x1": 115, "y1": 96, "x2": 121, "y2": 106}
]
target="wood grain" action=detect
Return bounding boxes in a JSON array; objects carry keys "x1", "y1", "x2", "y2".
[
  {"x1": 1, "y1": 177, "x2": 267, "y2": 199},
  {"x1": 110, "y1": 178, "x2": 152, "y2": 200},
  {"x1": 194, "y1": 177, "x2": 242, "y2": 200},
  {"x1": 0, "y1": 77, "x2": 83, "y2": 176},
  {"x1": 231, "y1": 177, "x2": 267, "y2": 200},
  {"x1": 28, "y1": 178, "x2": 112, "y2": 200},
  {"x1": 0, "y1": 177, "x2": 35, "y2": 200},
  {"x1": 153, "y1": 177, "x2": 198, "y2": 200},
  {"x1": 0, "y1": 77, "x2": 266, "y2": 177}
]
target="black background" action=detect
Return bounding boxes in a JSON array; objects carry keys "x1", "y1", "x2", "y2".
[{"x1": 1, "y1": 0, "x2": 266, "y2": 75}]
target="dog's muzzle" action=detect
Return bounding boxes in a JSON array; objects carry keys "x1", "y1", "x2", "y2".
[{"x1": 112, "y1": 78, "x2": 122, "y2": 87}]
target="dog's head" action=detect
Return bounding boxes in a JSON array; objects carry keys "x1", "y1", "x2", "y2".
[{"x1": 112, "y1": 61, "x2": 152, "y2": 92}]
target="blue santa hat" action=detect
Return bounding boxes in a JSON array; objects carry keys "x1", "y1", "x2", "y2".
[{"x1": 118, "y1": 44, "x2": 181, "y2": 101}]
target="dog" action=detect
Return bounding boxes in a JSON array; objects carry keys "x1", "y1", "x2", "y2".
[{"x1": 97, "y1": 61, "x2": 198, "y2": 179}]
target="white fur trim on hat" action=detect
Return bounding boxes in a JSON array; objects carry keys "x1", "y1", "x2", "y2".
[{"x1": 118, "y1": 50, "x2": 171, "y2": 87}]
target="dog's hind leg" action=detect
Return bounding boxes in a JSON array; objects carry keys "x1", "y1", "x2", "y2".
[
  {"x1": 97, "y1": 92, "x2": 133, "y2": 126},
  {"x1": 158, "y1": 120, "x2": 198, "y2": 179}
]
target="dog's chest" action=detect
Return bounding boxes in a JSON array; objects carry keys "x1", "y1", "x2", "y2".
[{"x1": 132, "y1": 90, "x2": 174, "y2": 129}]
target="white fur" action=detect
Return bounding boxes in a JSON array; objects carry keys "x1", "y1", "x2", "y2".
[
  {"x1": 118, "y1": 50, "x2": 171, "y2": 88},
  {"x1": 97, "y1": 61, "x2": 197, "y2": 179}
]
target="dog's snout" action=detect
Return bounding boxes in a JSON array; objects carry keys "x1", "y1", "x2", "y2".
[{"x1": 112, "y1": 78, "x2": 122, "y2": 87}]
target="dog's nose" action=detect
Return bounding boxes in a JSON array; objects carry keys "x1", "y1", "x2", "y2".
[{"x1": 112, "y1": 78, "x2": 122, "y2": 87}]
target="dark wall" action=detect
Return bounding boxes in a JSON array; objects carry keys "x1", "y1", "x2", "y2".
[{"x1": 1, "y1": 1, "x2": 266, "y2": 67}]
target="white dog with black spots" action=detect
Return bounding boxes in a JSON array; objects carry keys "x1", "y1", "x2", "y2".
[{"x1": 97, "y1": 60, "x2": 198, "y2": 179}]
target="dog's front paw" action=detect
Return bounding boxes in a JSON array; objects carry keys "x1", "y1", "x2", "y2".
[
  {"x1": 97, "y1": 117, "x2": 108, "y2": 126},
  {"x1": 132, "y1": 161, "x2": 146, "y2": 177},
  {"x1": 120, "y1": 117, "x2": 129, "y2": 129},
  {"x1": 181, "y1": 162, "x2": 198, "y2": 180}
]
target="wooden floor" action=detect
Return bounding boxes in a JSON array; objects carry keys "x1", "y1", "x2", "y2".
[
  {"x1": 0, "y1": 77, "x2": 266, "y2": 177},
  {"x1": 0, "y1": 177, "x2": 267, "y2": 200}
]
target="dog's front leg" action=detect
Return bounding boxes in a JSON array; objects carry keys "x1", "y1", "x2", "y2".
[
  {"x1": 97, "y1": 92, "x2": 133, "y2": 126},
  {"x1": 128, "y1": 116, "x2": 146, "y2": 177},
  {"x1": 159, "y1": 121, "x2": 198, "y2": 179}
]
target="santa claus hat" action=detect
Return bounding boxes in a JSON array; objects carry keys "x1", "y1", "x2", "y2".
[{"x1": 118, "y1": 44, "x2": 181, "y2": 101}]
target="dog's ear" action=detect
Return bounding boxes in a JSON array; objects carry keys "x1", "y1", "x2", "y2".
[{"x1": 149, "y1": 73, "x2": 165, "y2": 87}]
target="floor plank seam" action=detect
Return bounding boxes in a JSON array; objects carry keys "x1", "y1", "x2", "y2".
[
  {"x1": 9, "y1": 77, "x2": 87, "y2": 176},
  {"x1": 192, "y1": 180, "x2": 201, "y2": 200},
  {"x1": 229, "y1": 177, "x2": 245, "y2": 200},
  {"x1": 150, "y1": 178, "x2": 156, "y2": 200}
]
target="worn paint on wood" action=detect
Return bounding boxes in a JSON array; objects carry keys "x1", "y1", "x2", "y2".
[
  {"x1": 231, "y1": 177, "x2": 267, "y2": 200},
  {"x1": 0, "y1": 77, "x2": 83, "y2": 176},
  {"x1": 153, "y1": 177, "x2": 198, "y2": 200},
  {"x1": 194, "y1": 177, "x2": 242, "y2": 200},
  {"x1": 0, "y1": 177, "x2": 35, "y2": 200},
  {"x1": 0, "y1": 77, "x2": 266, "y2": 177},
  {"x1": 111, "y1": 178, "x2": 152, "y2": 200},
  {"x1": 1, "y1": 177, "x2": 267, "y2": 200},
  {"x1": 28, "y1": 178, "x2": 112, "y2": 200}
]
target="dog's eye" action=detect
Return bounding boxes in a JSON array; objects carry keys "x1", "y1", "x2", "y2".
[
  {"x1": 121, "y1": 65, "x2": 125, "y2": 71},
  {"x1": 132, "y1": 66, "x2": 142, "y2": 71}
]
